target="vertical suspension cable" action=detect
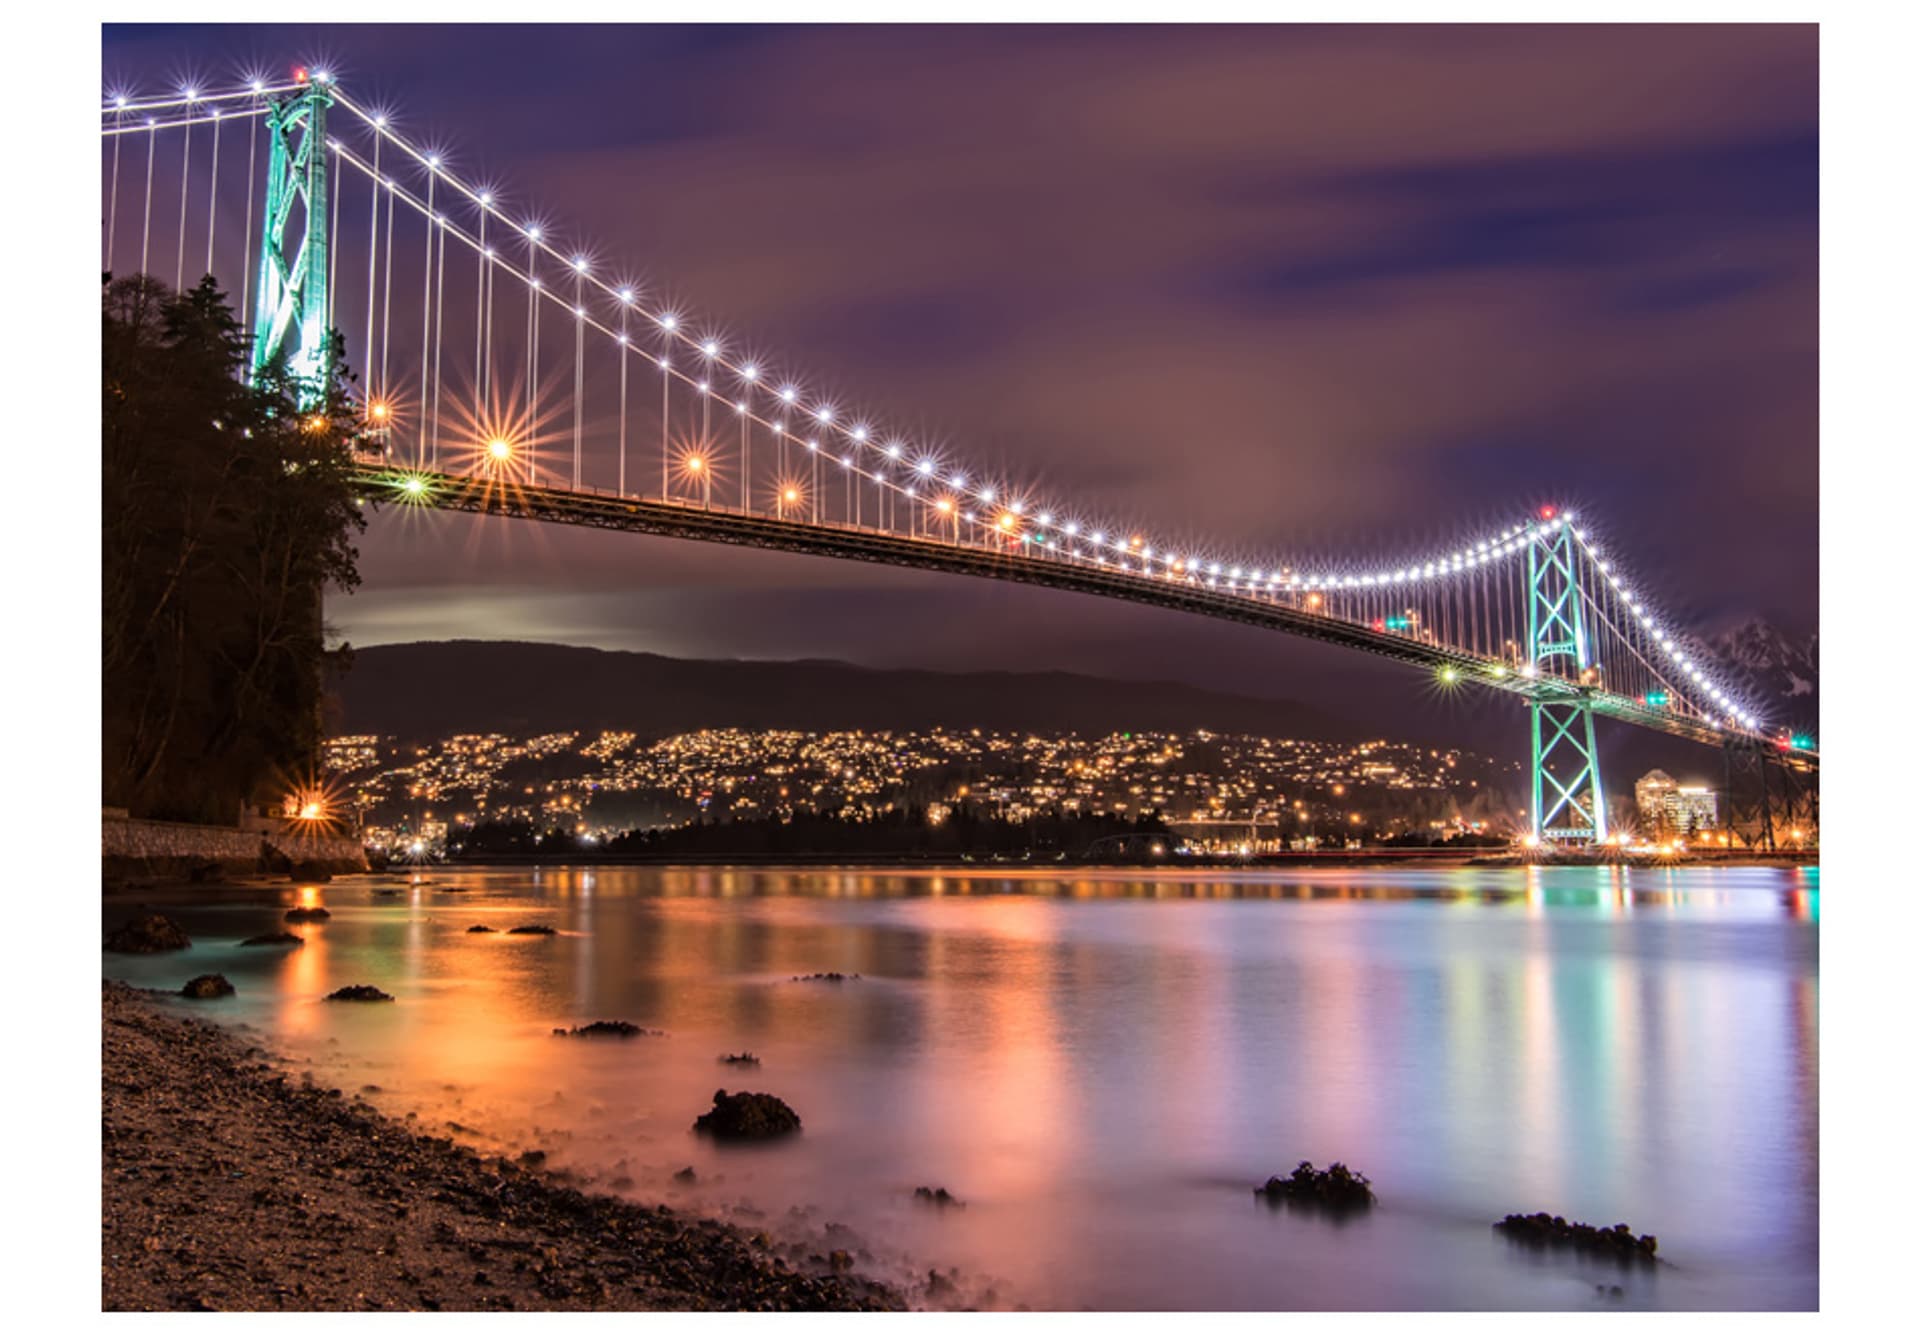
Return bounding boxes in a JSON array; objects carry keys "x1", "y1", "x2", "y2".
[
  {"x1": 326, "y1": 149, "x2": 341, "y2": 344},
  {"x1": 106, "y1": 109, "x2": 124, "y2": 272},
  {"x1": 140, "y1": 120, "x2": 156, "y2": 277},
  {"x1": 617, "y1": 312, "x2": 628, "y2": 496},
  {"x1": 573, "y1": 271, "x2": 583, "y2": 487},
  {"x1": 473, "y1": 210, "x2": 487, "y2": 406},
  {"x1": 204, "y1": 110, "x2": 221, "y2": 280},
  {"x1": 431, "y1": 217, "x2": 446, "y2": 468},
  {"x1": 419, "y1": 173, "x2": 435, "y2": 467},
  {"x1": 240, "y1": 98, "x2": 258, "y2": 339},
  {"x1": 175, "y1": 116, "x2": 191, "y2": 288},
  {"x1": 661, "y1": 360, "x2": 670, "y2": 499},
  {"x1": 364, "y1": 134, "x2": 380, "y2": 403},
  {"x1": 526, "y1": 240, "x2": 539, "y2": 485},
  {"x1": 240, "y1": 97, "x2": 259, "y2": 341},
  {"x1": 379, "y1": 178, "x2": 395, "y2": 408}
]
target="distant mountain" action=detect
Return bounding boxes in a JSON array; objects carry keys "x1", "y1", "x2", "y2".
[
  {"x1": 332, "y1": 641, "x2": 1354, "y2": 743},
  {"x1": 1704, "y1": 618, "x2": 1819, "y2": 731}
]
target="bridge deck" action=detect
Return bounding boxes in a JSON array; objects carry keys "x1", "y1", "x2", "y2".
[{"x1": 353, "y1": 463, "x2": 1809, "y2": 762}]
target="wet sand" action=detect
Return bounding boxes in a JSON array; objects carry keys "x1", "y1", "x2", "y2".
[{"x1": 100, "y1": 981, "x2": 899, "y2": 1312}]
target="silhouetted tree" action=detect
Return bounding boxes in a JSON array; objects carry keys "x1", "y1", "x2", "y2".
[{"x1": 103, "y1": 273, "x2": 365, "y2": 822}]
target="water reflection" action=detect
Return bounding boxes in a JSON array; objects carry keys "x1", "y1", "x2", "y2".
[{"x1": 103, "y1": 865, "x2": 1817, "y2": 1311}]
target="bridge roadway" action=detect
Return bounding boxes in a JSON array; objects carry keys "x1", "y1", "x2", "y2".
[{"x1": 352, "y1": 462, "x2": 1811, "y2": 763}]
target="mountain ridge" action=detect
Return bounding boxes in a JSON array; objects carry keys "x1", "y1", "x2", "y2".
[{"x1": 331, "y1": 640, "x2": 1356, "y2": 743}]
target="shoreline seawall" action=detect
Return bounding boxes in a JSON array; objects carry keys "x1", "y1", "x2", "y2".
[{"x1": 103, "y1": 813, "x2": 369, "y2": 882}]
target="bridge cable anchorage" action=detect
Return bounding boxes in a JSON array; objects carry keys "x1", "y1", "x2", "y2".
[{"x1": 98, "y1": 75, "x2": 1802, "y2": 847}]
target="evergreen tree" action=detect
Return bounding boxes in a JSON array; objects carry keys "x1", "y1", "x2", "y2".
[{"x1": 103, "y1": 274, "x2": 366, "y2": 822}]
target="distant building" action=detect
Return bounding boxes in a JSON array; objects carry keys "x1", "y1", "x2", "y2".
[
  {"x1": 1636, "y1": 770, "x2": 1677, "y2": 828},
  {"x1": 1667, "y1": 787, "x2": 1719, "y2": 836},
  {"x1": 1635, "y1": 769, "x2": 1718, "y2": 838}
]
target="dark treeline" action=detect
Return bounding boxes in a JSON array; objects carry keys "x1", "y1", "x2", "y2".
[
  {"x1": 451, "y1": 806, "x2": 1175, "y2": 860},
  {"x1": 103, "y1": 274, "x2": 365, "y2": 822}
]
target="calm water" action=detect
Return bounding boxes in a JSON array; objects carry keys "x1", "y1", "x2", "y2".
[{"x1": 102, "y1": 865, "x2": 1818, "y2": 1311}]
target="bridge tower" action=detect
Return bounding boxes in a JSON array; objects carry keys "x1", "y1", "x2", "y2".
[
  {"x1": 1527, "y1": 519, "x2": 1609, "y2": 845},
  {"x1": 249, "y1": 76, "x2": 333, "y2": 400}
]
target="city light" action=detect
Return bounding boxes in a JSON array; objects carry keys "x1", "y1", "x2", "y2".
[{"x1": 488, "y1": 438, "x2": 512, "y2": 461}]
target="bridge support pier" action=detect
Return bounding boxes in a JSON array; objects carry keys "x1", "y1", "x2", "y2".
[{"x1": 1530, "y1": 699, "x2": 1608, "y2": 846}]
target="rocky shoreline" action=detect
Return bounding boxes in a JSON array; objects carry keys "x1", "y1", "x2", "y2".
[{"x1": 101, "y1": 981, "x2": 900, "y2": 1312}]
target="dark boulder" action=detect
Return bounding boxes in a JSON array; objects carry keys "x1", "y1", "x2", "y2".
[
  {"x1": 289, "y1": 863, "x2": 334, "y2": 883},
  {"x1": 283, "y1": 906, "x2": 331, "y2": 923},
  {"x1": 104, "y1": 913, "x2": 191, "y2": 953},
  {"x1": 553, "y1": 1020, "x2": 660, "y2": 1039},
  {"x1": 1255, "y1": 1161, "x2": 1375, "y2": 1211},
  {"x1": 507, "y1": 924, "x2": 557, "y2": 936},
  {"x1": 466, "y1": 924, "x2": 497, "y2": 934},
  {"x1": 914, "y1": 1186, "x2": 963, "y2": 1208},
  {"x1": 1495, "y1": 1212, "x2": 1658, "y2": 1262},
  {"x1": 791, "y1": 971, "x2": 859, "y2": 982},
  {"x1": 324, "y1": 984, "x2": 395, "y2": 1003},
  {"x1": 693, "y1": 1089, "x2": 802, "y2": 1141},
  {"x1": 180, "y1": 974, "x2": 235, "y2": 999},
  {"x1": 240, "y1": 931, "x2": 304, "y2": 947},
  {"x1": 673, "y1": 1166, "x2": 698, "y2": 1184},
  {"x1": 720, "y1": 1052, "x2": 761, "y2": 1066}
]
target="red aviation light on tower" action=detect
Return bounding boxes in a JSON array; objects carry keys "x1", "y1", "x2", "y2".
[
  {"x1": 1539, "y1": 504, "x2": 1557, "y2": 521},
  {"x1": 292, "y1": 65, "x2": 309, "y2": 84}
]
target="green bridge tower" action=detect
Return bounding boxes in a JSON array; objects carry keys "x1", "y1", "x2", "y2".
[
  {"x1": 249, "y1": 76, "x2": 333, "y2": 400},
  {"x1": 1527, "y1": 518, "x2": 1609, "y2": 845}
]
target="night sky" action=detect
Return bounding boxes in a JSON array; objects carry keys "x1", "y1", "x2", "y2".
[{"x1": 101, "y1": 23, "x2": 1817, "y2": 738}]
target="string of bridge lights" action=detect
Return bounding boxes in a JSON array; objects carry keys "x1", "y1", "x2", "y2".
[
  {"x1": 99, "y1": 70, "x2": 1779, "y2": 745},
  {"x1": 318, "y1": 80, "x2": 1581, "y2": 600},
  {"x1": 1561, "y1": 522, "x2": 1761, "y2": 731}
]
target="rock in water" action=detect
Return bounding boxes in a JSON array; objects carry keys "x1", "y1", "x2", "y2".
[
  {"x1": 289, "y1": 863, "x2": 333, "y2": 883},
  {"x1": 180, "y1": 974, "x2": 235, "y2": 999},
  {"x1": 1255, "y1": 1161, "x2": 1375, "y2": 1211},
  {"x1": 466, "y1": 924, "x2": 497, "y2": 934},
  {"x1": 324, "y1": 985, "x2": 395, "y2": 1003},
  {"x1": 553, "y1": 1020, "x2": 660, "y2": 1039},
  {"x1": 507, "y1": 924, "x2": 557, "y2": 936},
  {"x1": 104, "y1": 914, "x2": 191, "y2": 953},
  {"x1": 240, "y1": 931, "x2": 304, "y2": 947},
  {"x1": 791, "y1": 972, "x2": 859, "y2": 983},
  {"x1": 914, "y1": 1186, "x2": 963, "y2": 1208},
  {"x1": 1494, "y1": 1212, "x2": 1658, "y2": 1262},
  {"x1": 284, "y1": 907, "x2": 331, "y2": 923},
  {"x1": 693, "y1": 1089, "x2": 802, "y2": 1141},
  {"x1": 720, "y1": 1052, "x2": 761, "y2": 1066}
]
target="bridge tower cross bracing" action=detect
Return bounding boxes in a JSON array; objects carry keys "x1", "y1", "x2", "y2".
[
  {"x1": 1527, "y1": 520, "x2": 1609, "y2": 845},
  {"x1": 249, "y1": 78, "x2": 333, "y2": 402}
]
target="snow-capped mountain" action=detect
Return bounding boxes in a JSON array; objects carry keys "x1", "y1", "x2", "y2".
[{"x1": 1702, "y1": 618, "x2": 1819, "y2": 731}]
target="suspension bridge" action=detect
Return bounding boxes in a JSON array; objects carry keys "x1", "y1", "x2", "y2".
[{"x1": 100, "y1": 69, "x2": 1818, "y2": 849}]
